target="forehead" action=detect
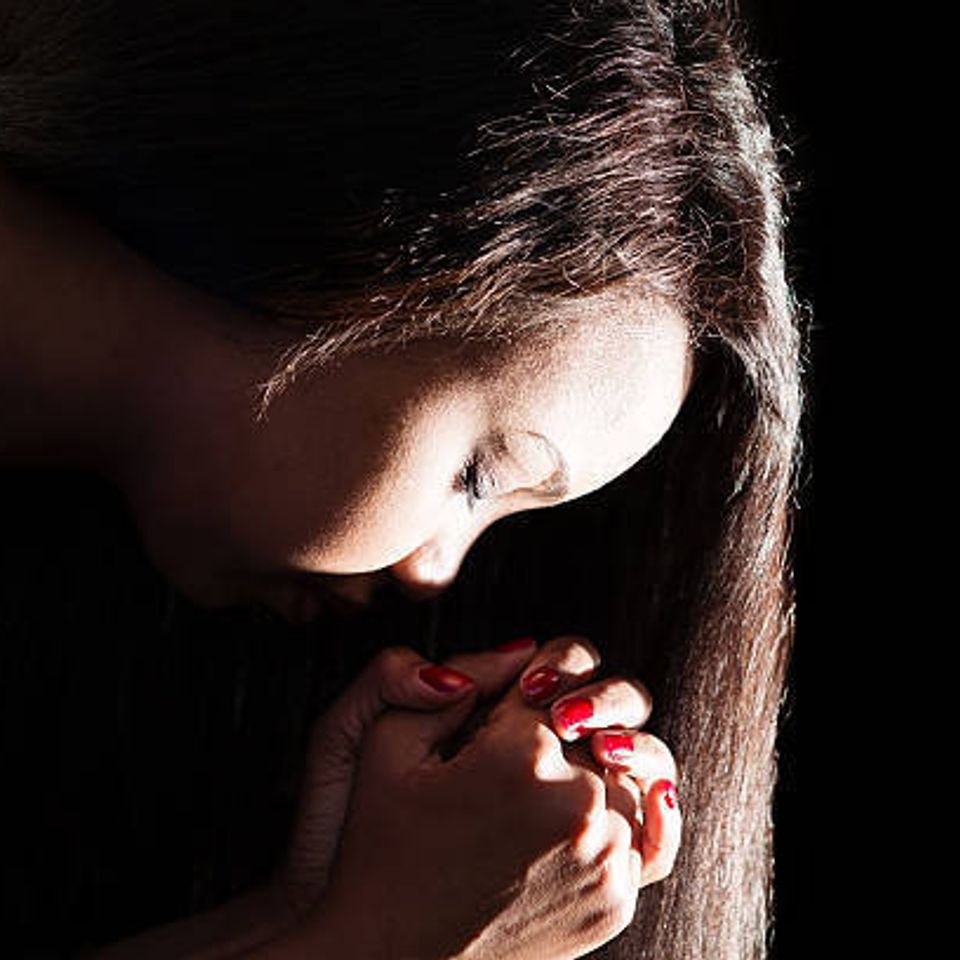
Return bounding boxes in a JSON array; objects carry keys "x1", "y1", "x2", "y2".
[
  {"x1": 308, "y1": 284, "x2": 691, "y2": 489},
  {"x1": 489, "y1": 288, "x2": 686, "y2": 383},
  {"x1": 458, "y1": 288, "x2": 692, "y2": 497}
]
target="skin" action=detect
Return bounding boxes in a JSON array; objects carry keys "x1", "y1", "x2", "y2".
[
  {"x1": 268, "y1": 637, "x2": 681, "y2": 960},
  {"x1": 0, "y1": 168, "x2": 691, "y2": 622},
  {"x1": 124, "y1": 292, "x2": 692, "y2": 623},
  {"x1": 1, "y1": 168, "x2": 688, "y2": 958}
]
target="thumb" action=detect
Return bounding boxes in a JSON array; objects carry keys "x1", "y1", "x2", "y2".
[
  {"x1": 311, "y1": 645, "x2": 477, "y2": 762},
  {"x1": 364, "y1": 638, "x2": 541, "y2": 772},
  {"x1": 284, "y1": 646, "x2": 475, "y2": 908}
]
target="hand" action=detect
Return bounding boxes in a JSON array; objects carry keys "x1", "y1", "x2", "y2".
[
  {"x1": 92, "y1": 641, "x2": 537, "y2": 960},
  {"x1": 266, "y1": 636, "x2": 680, "y2": 960},
  {"x1": 515, "y1": 636, "x2": 681, "y2": 888},
  {"x1": 278, "y1": 640, "x2": 539, "y2": 916}
]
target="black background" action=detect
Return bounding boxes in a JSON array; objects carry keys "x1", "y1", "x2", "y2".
[
  {"x1": 739, "y1": 3, "x2": 893, "y2": 956},
  {"x1": 738, "y1": 3, "x2": 820, "y2": 958},
  {"x1": 2, "y1": 3, "x2": 887, "y2": 955}
]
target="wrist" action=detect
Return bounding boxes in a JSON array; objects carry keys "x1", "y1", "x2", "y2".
[
  {"x1": 94, "y1": 883, "x2": 298, "y2": 960},
  {"x1": 240, "y1": 894, "x2": 379, "y2": 960}
]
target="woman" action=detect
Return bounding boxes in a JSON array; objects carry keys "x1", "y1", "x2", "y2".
[{"x1": 0, "y1": 2, "x2": 801, "y2": 958}]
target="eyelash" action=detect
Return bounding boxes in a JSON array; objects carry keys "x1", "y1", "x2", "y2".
[{"x1": 457, "y1": 453, "x2": 491, "y2": 511}]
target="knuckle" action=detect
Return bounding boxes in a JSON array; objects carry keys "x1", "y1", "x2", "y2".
[
  {"x1": 570, "y1": 768, "x2": 606, "y2": 819},
  {"x1": 371, "y1": 645, "x2": 412, "y2": 678},
  {"x1": 644, "y1": 839, "x2": 679, "y2": 886},
  {"x1": 599, "y1": 852, "x2": 638, "y2": 916},
  {"x1": 528, "y1": 723, "x2": 564, "y2": 771},
  {"x1": 604, "y1": 891, "x2": 638, "y2": 938},
  {"x1": 486, "y1": 695, "x2": 514, "y2": 727},
  {"x1": 586, "y1": 867, "x2": 638, "y2": 943},
  {"x1": 602, "y1": 675, "x2": 649, "y2": 698},
  {"x1": 516, "y1": 723, "x2": 566, "y2": 785},
  {"x1": 564, "y1": 770, "x2": 607, "y2": 849},
  {"x1": 623, "y1": 676, "x2": 653, "y2": 710},
  {"x1": 634, "y1": 733, "x2": 679, "y2": 781},
  {"x1": 641, "y1": 859, "x2": 671, "y2": 887},
  {"x1": 608, "y1": 811, "x2": 636, "y2": 857},
  {"x1": 593, "y1": 676, "x2": 652, "y2": 724},
  {"x1": 542, "y1": 634, "x2": 602, "y2": 674},
  {"x1": 489, "y1": 721, "x2": 562, "y2": 789}
]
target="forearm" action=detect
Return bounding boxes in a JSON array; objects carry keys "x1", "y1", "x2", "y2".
[
  {"x1": 238, "y1": 899, "x2": 382, "y2": 960},
  {"x1": 93, "y1": 885, "x2": 298, "y2": 960}
]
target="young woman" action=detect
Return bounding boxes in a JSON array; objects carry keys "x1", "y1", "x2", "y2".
[{"x1": 0, "y1": 2, "x2": 801, "y2": 958}]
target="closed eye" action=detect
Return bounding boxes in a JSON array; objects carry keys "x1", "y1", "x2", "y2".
[
  {"x1": 455, "y1": 451, "x2": 497, "y2": 511},
  {"x1": 454, "y1": 430, "x2": 569, "y2": 512}
]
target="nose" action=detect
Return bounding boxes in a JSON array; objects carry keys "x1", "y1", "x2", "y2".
[{"x1": 387, "y1": 532, "x2": 473, "y2": 600}]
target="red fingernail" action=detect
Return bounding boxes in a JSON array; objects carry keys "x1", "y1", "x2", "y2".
[
  {"x1": 553, "y1": 697, "x2": 594, "y2": 736},
  {"x1": 660, "y1": 780, "x2": 680, "y2": 810},
  {"x1": 520, "y1": 666, "x2": 561, "y2": 703},
  {"x1": 495, "y1": 636, "x2": 536, "y2": 653},
  {"x1": 419, "y1": 665, "x2": 474, "y2": 693},
  {"x1": 601, "y1": 733, "x2": 634, "y2": 762}
]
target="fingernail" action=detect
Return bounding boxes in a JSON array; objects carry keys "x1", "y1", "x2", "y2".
[
  {"x1": 659, "y1": 780, "x2": 680, "y2": 810},
  {"x1": 600, "y1": 732, "x2": 634, "y2": 763},
  {"x1": 419, "y1": 664, "x2": 474, "y2": 693},
  {"x1": 495, "y1": 636, "x2": 536, "y2": 653},
  {"x1": 553, "y1": 697, "x2": 594, "y2": 736},
  {"x1": 520, "y1": 666, "x2": 562, "y2": 703}
]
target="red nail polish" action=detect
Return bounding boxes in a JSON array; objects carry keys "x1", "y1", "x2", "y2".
[
  {"x1": 520, "y1": 666, "x2": 561, "y2": 703},
  {"x1": 601, "y1": 733, "x2": 634, "y2": 762},
  {"x1": 495, "y1": 636, "x2": 536, "y2": 653},
  {"x1": 553, "y1": 697, "x2": 594, "y2": 735},
  {"x1": 660, "y1": 780, "x2": 679, "y2": 810},
  {"x1": 419, "y1": 664, "x2": 474, "y2": 693}
]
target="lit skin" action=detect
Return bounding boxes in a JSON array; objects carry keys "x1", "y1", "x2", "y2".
[
  {"x1": 268, "y1": 637, "x2": 681, "y2": 960},
  {"x1": 114, "y1": 285, "x2": 692, "y2": 623},
  {"x1": 1, "y1": 169, "x2": 688, "y2": 957}
]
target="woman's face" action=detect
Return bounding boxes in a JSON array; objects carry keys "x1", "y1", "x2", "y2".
[{"x1": 122, "y1": 288, "x2": 692, "y2": 623}]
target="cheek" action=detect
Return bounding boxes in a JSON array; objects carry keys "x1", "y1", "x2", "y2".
[
  {"x1": 286, "y1": 467, "x2": 454, "y2": 575},
  {"x1": 303, "y1": 495, "x2": 430, "y2": 572},
  {"x1": 276, "y1": 419, "x2": 469, "y2": 575}
]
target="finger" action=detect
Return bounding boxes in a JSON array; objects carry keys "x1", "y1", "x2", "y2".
[
  {"x1": 548, "y1": 677, "x2": 653, "y2": 742},
  {"x1": 442, "y1": 636, "x2": 539, "y2": 702},
  {"x1": 312, "y1": 646, "x2": 476, "y2": 759},
  {"x1": 510, "y1": 634, "x2": 602, "y2": 710},
  {"x1": 365, "y1": 645, "x2": 476, "y2": 711},
  {"x1": 364, "y1": 639, "x2": 540, "y2": 773},
  {"x1": 604, "y1": 770, "x2": 643, "y2": 895},
  {"x1": 589, "y1": 731, "x2": 678, "y2": 791},
  {"x1": 639, "y1": 779, "x2": 682, "y2": 888},
  {"x1": 292, "y1": 645, "x2": 470, "y2": 898}
]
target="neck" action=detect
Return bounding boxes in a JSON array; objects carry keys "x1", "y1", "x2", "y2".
[{"x1": 0, "y1": 168, "x2": 284, "y2": 486}]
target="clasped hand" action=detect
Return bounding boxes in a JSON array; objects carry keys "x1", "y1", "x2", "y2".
[{"x1": 266, "y1": 637, "x2": 681, "y2": 960}]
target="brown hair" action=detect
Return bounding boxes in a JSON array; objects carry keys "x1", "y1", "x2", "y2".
[{"x1": 0, "y1": 2, "x2": 802, "y2": 957}]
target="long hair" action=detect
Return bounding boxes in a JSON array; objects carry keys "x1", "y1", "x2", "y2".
[{"x1": 0, "y1": 2, "x2": 802, "y2": 958}]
